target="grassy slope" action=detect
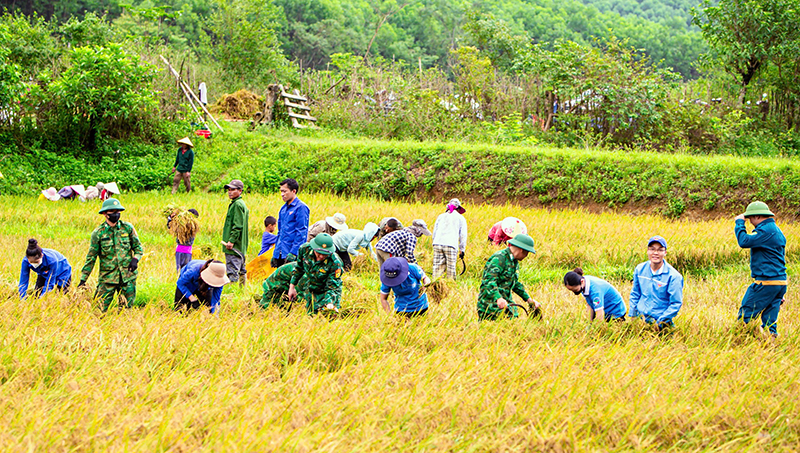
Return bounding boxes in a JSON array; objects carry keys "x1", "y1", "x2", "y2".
[{"x1": 0, "y1": 192, "x2": 798, "y2": 450}]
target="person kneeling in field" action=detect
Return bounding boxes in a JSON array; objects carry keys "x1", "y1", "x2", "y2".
[
  {"x1": 379, "y1": 257, "x2": 431, "y2": 317},
  {"x1": 734, "y1": 201, "x2": 786, "y2": 337},
  {"x1": 477, "y1": 234, "x2": 541, "y2": 321},
  {"x1": 19, "y1": 238, "x2": 72, "y2": 299},
  {"x1": 628, "y1": 236, "x2": 683, "y2": 331},
  {"x1": 287, "y1": 233, "x2": 344, "y2": 315},
  {"x1": 260, "y1": 262, "x2": 297, "y2": 310},
  {"x1": 175, "y1": 259, "x2": 230, "y2": 314},
  {"x1": 563, "y1": 268, "x2": 626, "y2": 322}
]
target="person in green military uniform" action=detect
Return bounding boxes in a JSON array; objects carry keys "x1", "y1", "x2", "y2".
[
  {"x1": 259, "y1": 262, "x2": 297, "y2": 310},
  {"x1": 287, "y1": 233, "x2": 344, "y2": 315},
  {"x1": 78, "y1": 198, "x2": 144, "y2": 310},
  {"x1": 477, "y1": 233, "x2": 541, "y2": 321},
  {"x1": 222, "y1": 179, "x2": 249, "y2": 285}
]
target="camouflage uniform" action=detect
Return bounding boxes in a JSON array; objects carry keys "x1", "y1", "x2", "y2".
[
  {"x1": 260, "y1": 262, "x2": 297, "y2": 310},
  {"x1": 80, "y1": 221, "x2": 143, "y2": 310},
  {"x1": 290, "y1": 243, "x2": 343, "y2": 315},
  {"x1": 478, "y1": 247, "x2": 531, "y2": 321}
]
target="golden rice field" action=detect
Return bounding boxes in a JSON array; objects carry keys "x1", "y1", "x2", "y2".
[{"x1": 0, "y1": 192, "x2": 798, "y2": 451}]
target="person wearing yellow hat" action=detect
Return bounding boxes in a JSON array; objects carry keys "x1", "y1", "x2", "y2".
[
  {"x1": 734, "y1": 201, "x2": 787, "y2": 337},
  {"x1": 172, "y1": 137, "x2": 195, "y2": 194},
  {"x1": 174, "y1": 259, "x2": 230, "y2": 314},
  {"x1": 286, "y1": 233, "x2": 344, "y2": 315}
]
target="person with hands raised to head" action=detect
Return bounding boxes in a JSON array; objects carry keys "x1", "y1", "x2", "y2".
[
  {"x1": 18, "y1": 238, "x2": 72, "y2": 299},
  {"x1": 477, "y1": 234, "x2": 541, "y2": 321},
  {"x1": 78, "y1": 198, "x2": 143, "y2": 310}
]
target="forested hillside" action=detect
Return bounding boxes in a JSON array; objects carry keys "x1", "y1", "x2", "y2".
[{"x1": 3, "y1": 0, "x2": 705, "y2": 78}]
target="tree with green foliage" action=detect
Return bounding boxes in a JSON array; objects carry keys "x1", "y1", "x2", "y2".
[{"x1": 693, "y1": 0, "x2": 800, "y2": 106}]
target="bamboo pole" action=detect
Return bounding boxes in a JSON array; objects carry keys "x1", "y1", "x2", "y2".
[{"x1": 159, "y1": 55, "x2": 224, "y2": 132}]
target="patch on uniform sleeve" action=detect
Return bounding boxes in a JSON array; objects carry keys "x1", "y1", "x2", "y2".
[{"x1": 334, "y1": 268, "x2": 342, "y2": 278}]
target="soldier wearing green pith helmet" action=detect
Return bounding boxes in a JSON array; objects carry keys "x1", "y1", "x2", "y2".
[
  {"x1": 287, "y1": 233, "x2": 343, "y2": 315},
  {"x1": 477, "y1": 233, "x2": 541, "y2": 321},
  {"x1": 78, "y1": 198, "x2": 143, "y2": 310}
]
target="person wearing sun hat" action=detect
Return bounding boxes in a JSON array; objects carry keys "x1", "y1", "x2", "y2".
[
  {"x1": 432, "y1": 198, "x2": 468, "y2": 279},
  {"x1": 734, "y1": 201, "x2": 786, "y2": 337},
  {"x1": 628, "y1": 235, "x2": 684, "y2": 331},
  {"x1": 172, "y1": 137, "x2": 195, "y2": 194},
  {"x1": 487, "y1": 217, "x2": 528, "y2": 246},
  {"x1": 287, "y1": 233, "x2": 344, "y2": 315},
  {"x1": 477, "y1": 233, "x2": 541, "y2": 321},
  {"x1": 307, "y1": 212, "x2": 348, "y2": 241},
  {"x1": 379, "y1": 257, "x2": 431, "y2": 317},
  {"x1": 174, "y1": 259, "x2": 230, "y2": 314},
  {"x1": 78, "y1": 197, "x2": 144, "y2": 310}
]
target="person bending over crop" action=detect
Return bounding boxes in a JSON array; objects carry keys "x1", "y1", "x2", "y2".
[
  {"x1": 563, "y1": 268, "x2": 626, "y2": 322},
  {"x1": 374, "y1": 219, "x2": 431, "y2": 267},
  {"x1": 175, "y1": 259, "x2": 230, "y2": 314},
  {"x1": 628, "y1": 236, "x2": 683, "y2": 330},
  {"x1": 487, "y1": 217, "x2": 527, "y2": 246},
  {"x1": 260, "y1": 262, "x2": 297, "y2": 310},
  {"x1": 477, "y1": 234, "x2": 541, "y2": 321},
  {"x1": 79, "y1": 198, "x2": 144, "y2": 310},
  {"x1": 307, "y1": 212, "x2": 348, "y2": 241},
  {"x1": 287, "y1": 234, "x2": 343, "y2": 315},
  {"x1": 332, "y1": 222, "x2": 380, "y2": 272},
  {"x1": 379, "y1": 257, "x2": 431, "y2": 317},
  {"x1": 378, "y1": 217, "x2": 403, "y2": 239},
  {"x1": 734, "y1": 201, "x2": 786, "y2": 337},
  {"x1": 19, "y1": 238, "x2": 72, "y2": 299}
]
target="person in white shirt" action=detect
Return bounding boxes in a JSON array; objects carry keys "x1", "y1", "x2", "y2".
[{"x1": 431, "y1": 198, "x2": 468, "y2": 279}]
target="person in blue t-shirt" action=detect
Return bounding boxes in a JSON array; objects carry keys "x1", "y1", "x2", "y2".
[
  {"x1": 259, "y1": 215, "x2": 278, "y2": 256},
  {"x1": 379, "y1": 257, "x2": 431, "y2": 317},
  {"x1": 19, "y1": 238, "x2": 73, "y2": 299},
  {"x1": 563, "y1": 267, "x2": 626, "y2": 322}
]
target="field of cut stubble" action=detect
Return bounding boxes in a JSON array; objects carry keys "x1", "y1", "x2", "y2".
[{"x1": 0, "y1": 192, "x2": 798, "y2": 452}]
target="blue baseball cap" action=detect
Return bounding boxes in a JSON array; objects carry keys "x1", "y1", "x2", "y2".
[{"x1": 647, "y1": 236, "x2": 667, "y2": 250}]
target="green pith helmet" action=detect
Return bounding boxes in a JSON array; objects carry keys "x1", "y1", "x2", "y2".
[
  {"x1": 508, "y1": 233, "x2": 536, "y2": 254},
  {"x1": 311, "y1": 233, "x2": 334, "y2": 255},
  {"x1": 99, "y1": 198, "x2": 125, "y2": 214},
  {"x1": 742, "y1": 201, "x2": 774, "y2": 218}
]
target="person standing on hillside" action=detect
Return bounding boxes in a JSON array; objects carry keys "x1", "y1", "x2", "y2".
[
  {"x1": 628, "y1": 236, "x2": 683, "y2": 331},
  {"x1": 172, "y1": 137, "x2": 194, "y2": 194},
  {"x1": 477, "y1": 234, "x2": 540, "y2": 321},
  {"x1": 272, "y1": 178, "x2": 310, "y2": 268},
  {"x1": 374, "y1": 219, "x2": 431, "y2": 267},
  {"x1": 78, "y1": 198, "x2": 144, "y2": 310},
  {"x1": 287, "y1": 233, "x2": 343, "y2": 315},
  {"x1": 222, "y1": 179, "x2": 249, "y2": 285},
  {"x1": 432, "y1": 198, "x2": 468, "y2": 279},
  {"x1": 18, "y1": 238, "x2": 72, "y2": 299},
  {"x1": 563, "y1": 268, "x2": 627, "y2": 322},
  {"x1": 734, "y1": 201, "x2": 787, "y2": 337},
  {"x1": 307, "y1": 212, "x2": 348, "y2": 241}
]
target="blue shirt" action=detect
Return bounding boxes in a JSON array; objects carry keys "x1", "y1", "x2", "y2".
[
  {"x1": 177, "y1": 260, "x2": 224, "y2": 313},
  {"x1": 628, "y1": 260, "x2": 684, "y2": 324},
  {"x1": 581, "y1": 275, "x2": 627, "y2": 320},
  {"x1": 380, "y1": 263, "x2": 429, "y2": 313},
  {"x1": 19, "y1": 249, "x2": 73, "y2": 299},
  {"x1": 259, "y1": 231, "x2": 278, "y2": 256},
  {"x1": 274, "y1": 197, "x2": 310, "y2": 258},
  {"x1": 735, "y1": 218, "x2": 786, "y2": 280}
]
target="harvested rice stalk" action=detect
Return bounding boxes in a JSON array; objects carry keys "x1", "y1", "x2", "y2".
[{"x1": 164, "y1": 204, "x2": 199, "y2": 244}]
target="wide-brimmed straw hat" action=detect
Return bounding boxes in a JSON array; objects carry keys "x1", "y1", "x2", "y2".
[
  {"x1": 201, "y1": 261, "x2": 230, "y2": 287},
  {"x1": 42, "y1": 187, "x2": 61, "y2": 201},
  {"x1": 177, "y1": 137, "x2": 194, "y2": 148},
  {"x1": 325, "y1": 213, "x2": 348, "y2": 230},
  {"x1": 103, "y1": 182, "x2": 120, "y2": 195},
  {"x1": 380, "y1": 257, "x2": 409, "y2": 287},
  {"x1": 501, "y1": 217, "x2": 527, "y2": 237}
]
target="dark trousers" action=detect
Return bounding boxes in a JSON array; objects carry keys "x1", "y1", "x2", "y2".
[
  {"x1": 33, "y1": 275, "x2": 71, "y2": 297},
  {"x1": 738, "y1": 283, "x2": 786, "y2": 335},
  {"x1": 398, "y1": 307, "x2": 428, "y2": 318},
  {"x1": 336, "y1": 250, "x2": 352, "y2": 272},
  {"x1": 174, "y1": 287, "x2": 211, "y2": 310}
]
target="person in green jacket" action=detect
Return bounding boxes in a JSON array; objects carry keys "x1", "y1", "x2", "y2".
[
  {"x1": 172, "y1": 137, "x2": 194, "y2": 194},
  {"x1": 78, "y1": 198, "x2": 144, "y2": 310},
  {"x1": 222, "y1": 179, "x2": 249, "y2": 285},
  {"x1": 287, "y1": 233, "x2": 344, "y2": 315},
  {"x1": 260, "y1": 262, "x2": 297, "y2": 310},
  {"x1": 477, "y1": 233, "x2": 541, "y2": 321}
]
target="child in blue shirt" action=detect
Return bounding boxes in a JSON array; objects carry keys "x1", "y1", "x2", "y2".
[
  {"x1": 563, "y1": 267, "x2": 627, "y2": 321},
  {"x1": 259, "y1": 215, "x2": 278, "y2": 256},
  {"x1": 379, "y1": 257, "x2": 430, "y2": 317}
]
